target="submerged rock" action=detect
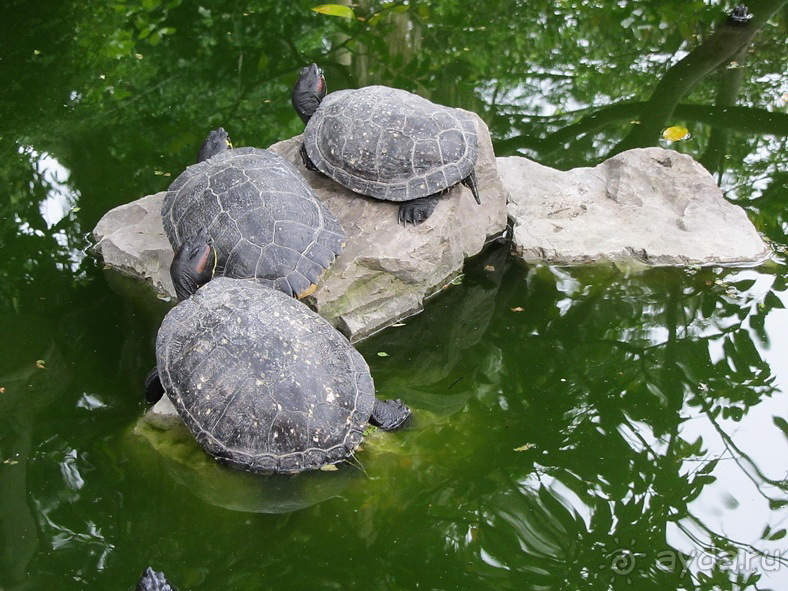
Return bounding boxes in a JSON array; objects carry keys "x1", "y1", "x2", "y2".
[
  {"x1": 92, "y1": 112, "x2": 508, "y2": 341},
  {"x1": 500, "y1": 147, "x2": 770, "y2": 266},
  {"x1": 131, "y1": 396, "x2": 358, "y2": 513}
]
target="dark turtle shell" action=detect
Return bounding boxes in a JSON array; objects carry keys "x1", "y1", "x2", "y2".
[
  {"x1": 304, "y1": 86, "x2": 478, "y2": 202},
  {"x1": 156, "y1": 277, "x2": 375, "y2": 474},
  {"x1": 163, "y1": 147, "x2": 345, "y2": 297}
]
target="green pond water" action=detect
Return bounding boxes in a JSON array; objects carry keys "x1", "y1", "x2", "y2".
[{"x1": 1, "y1": 1, "x2": 787, "y2": 589}]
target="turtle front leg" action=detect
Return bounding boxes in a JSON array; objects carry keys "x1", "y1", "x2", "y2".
[
  {"x1": 299, "y1": 143, "x2": 319, "y2": 172},
  {"x1": 461, "y1": 170, "x2": 481, "y2": 204},
  {"x1": 398, "y1": 194, "x2": 440, "y2": 225},
  {"x1": 370, "y1": 398, "x2": 412, "y2": 431},
  {"x1": 144, "y1": 366, "x2": 165, "y2": 405}
]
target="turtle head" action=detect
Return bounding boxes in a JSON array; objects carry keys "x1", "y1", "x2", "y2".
[
  {"x1": 170, "y1": 229, "x2": 217, "y2": 301},
  {"x1": 196, "y1": 127, "x2": 232, "y2": 163},
  {"x1": 292, "y1": 63, "x2": 326, "y2": 124}
]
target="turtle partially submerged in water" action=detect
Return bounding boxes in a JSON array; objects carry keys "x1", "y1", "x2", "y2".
[
  {"x1": 162, "y1": 129, "x2": 345, "y2": 298},
  {"x1": 145, "y1": 233, "x2": 411, "y2": 475},
  {"x1": 292, "y1": 64, "x2": 481, "y2": 225},
  {"x1": 136, "y1": 567, "x2": 175, "y2": 591}
]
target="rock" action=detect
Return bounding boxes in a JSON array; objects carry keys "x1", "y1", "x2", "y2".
[
  {"x1": 269, "y1": 112, "x2": 507, "y2": 340},
  {"x1": 500, "y1": 147, "x2": 770, "y2": 266},
  {"x1": 91, "y1": 112, "x2": 509, "y2": 341},
  {"x1": 92, "y1": 192, "x2": 175, "y2": 296}
]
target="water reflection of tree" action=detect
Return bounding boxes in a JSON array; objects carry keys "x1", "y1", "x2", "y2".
[
  {"x1": 475, "y1": 263, "x2": 786, "y2": 589},
  {"x1": 348, "y1": 257, "x2": 788, "y2": 590}
]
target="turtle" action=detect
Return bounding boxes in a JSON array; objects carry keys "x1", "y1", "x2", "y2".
[
  {"x1": 292, "y1": 63, "x2": 481, "y2": 225},
  {"x1": 196, "y1": 126, "x2": 232, "y2": 163},
  {"x1": 144, "y1": 232, "x2": 412, "y2": 475},
  {"x1": 136, "y1": 567, "x2": 175, "y2": 591},
  {"x1": 162, "y1": 133, "x2": 345, "y2": 299}
]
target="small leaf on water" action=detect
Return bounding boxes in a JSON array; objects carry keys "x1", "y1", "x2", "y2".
[
  {"x1": 3, "y1": 459, "x2": 19, "y2": 465},
  {"x1": 311, "y1": 4, "x2": 356, "y2": 19},
  {"x1": 377, "y1": 351, "x2": 389, "y2": 357},
  {"x1": 662, "y1": 125, "x2": 691, "y2": 142},
  {"x1": 36, "y1": 360, "x2": 46, "y2": 369},
  {"x1": 391, "y1": 322, "x2": 406, "y2": 327},
  {"x1": 484, "y1": 265, "x2": 495, "y2": 271},
  {"x1": 0, "y1": 387, "x2": 6, "y2": 394},
  {"x1": 514, "y1": 444, "x2": 533, "y2": 452},
  {"x1": 71, "y1": 206, "x2": 81, "y2": 213},
  {"x1": 319, "y1": 464, "x2": 339, "y2": 471},
  {"x1": 511, "y1": 306, "x2": 524, "y2": 312}
]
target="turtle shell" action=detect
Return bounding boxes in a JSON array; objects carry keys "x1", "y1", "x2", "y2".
[
  {"x1": 163, "y1": 147, "x2": 345, "y2": 297},
  {"x1": 156, "y1": 277, "x2": 375, "y2": 474},
  {"x1": 304, "y1": 86, "x2": 478, "y2": 202}
]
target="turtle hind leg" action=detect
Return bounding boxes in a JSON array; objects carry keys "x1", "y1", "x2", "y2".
[
  {"x1": 398, "y1": 194, "x2": 441, "y2": 225},
  {"x1": 370, "y1": 398, "x2": 412, "y2": 431},
  {"x1": 299, "y1": 143, "x2": 319, "y2": 172},
  {"x1": 144, "y1": 367, "x2": 165, "y2": 405},
  {"x1": 461, "y1": 170, "x2": 481, "y2": 204}
]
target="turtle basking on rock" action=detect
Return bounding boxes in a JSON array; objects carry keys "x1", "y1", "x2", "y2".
[
  {"x1": 292, "y1": 64, "x2": 481, "y2": 225},
  {"x1": 144, "y1": 232, "x2": 411, "y2": 475},
  {"x1": 162, "y1": 129, "x2": 345, "y2": 298}
]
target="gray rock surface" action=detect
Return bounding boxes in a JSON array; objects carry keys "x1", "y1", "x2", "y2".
[
  {"x1": 91, "y1": 112, "x2": 508, "y2": 341},
  {"x1": 92, "y1": 192, "x2": 175, "y2": 296},
  {"x1": 502, "y1": 147, "x2": 770, "y2": 266}
]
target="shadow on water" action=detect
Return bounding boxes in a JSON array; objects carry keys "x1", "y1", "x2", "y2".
[{"x1": 0, "y1": 0, "x2": 786, "y2": 589}]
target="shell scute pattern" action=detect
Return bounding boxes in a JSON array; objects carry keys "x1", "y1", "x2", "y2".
[
  {"x1": 163, "y1": 147, "x2": 345, "y2": 297},
  {"x1": 305, "y1": 86, "x2": 477, "y2": 202},
  {"x1": 156, "y1": 278, "x2": 375, "y2": 474}
]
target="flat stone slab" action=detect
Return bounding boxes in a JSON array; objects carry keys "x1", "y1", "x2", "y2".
[
  {"x1": 500, "y1": 147, "x2": 770, "y2": 266},
  {"x1": 91, "y1": 111, "x2": 508, "y2": 342}
]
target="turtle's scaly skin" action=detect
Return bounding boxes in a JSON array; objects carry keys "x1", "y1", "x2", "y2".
[
  {"x1": 163, "y1": 147, "x2": 345, "y2": 297},
  {"x1": 304, "y1": 86, "x2": 478, "y2": 202},
  {"x1": 156, "y1": 278, "x2": 375, "y2": 474}
]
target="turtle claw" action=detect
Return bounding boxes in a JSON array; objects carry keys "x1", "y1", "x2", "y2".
[
  {"x1": 461, "y1": 170, "x2": 481, "y2": 205},
  {"x1": 144, "y1": 367, "x2": 165, "y2": 405},
  {"x1": 398, "y1": 194, "x2": 440, "y2": 226},
  {"x1": 299, "y1": 143, "x2": 319, "y2": 171},
  {"x1": 371, "y1": 398, "x2": 412, "y2": 431}
]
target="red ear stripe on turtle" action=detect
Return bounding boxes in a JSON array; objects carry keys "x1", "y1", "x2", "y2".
[{"x1": 194, "y1": 242, "x2": 213, "y2": 274}]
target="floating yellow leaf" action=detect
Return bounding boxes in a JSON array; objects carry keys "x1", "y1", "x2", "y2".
[
  {"x1": 514, "y1": 443, "x2": 534, "y2": 452},
  {"x1": 36, "y1": 359, "x2": 46, "y2": 369},
  {"x1": 311, "y1": 4, "x2": 356, "y2": 19},
  {"x1": 0, "y1": 387, "x2": 5, "y2": 394},
  {"x1": 511, "y1": 306, "x2": 524, "y2": 312},
  {"x1": 377, "y1": 351, "x2": 389, "y2": 357},
  {"x1": 662, "y1": 125, "x2": 691, "y2": 142},
  {"x1": 484, "y1": 265, "x2": 495, "y2": 271},
  {"x1": 320, "y1": 463, "x2": 339, "y2": 471}
]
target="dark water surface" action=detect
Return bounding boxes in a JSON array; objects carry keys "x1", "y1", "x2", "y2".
[{"x1": 1, "y1": 1, "x2": 786, "y2": 589}]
